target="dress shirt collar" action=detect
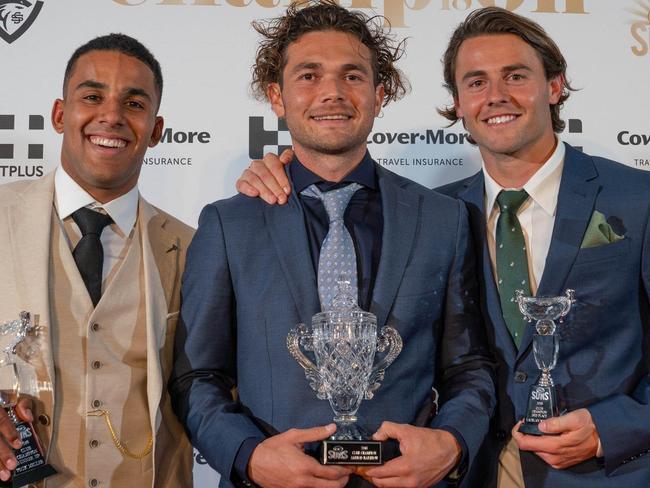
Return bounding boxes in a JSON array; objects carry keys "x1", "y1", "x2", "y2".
[
  {"x1": 54, "y1": 166, "x2": 139, "y2": 236},
  {"x1": 290, "y1": 151, "x2": 377, "y2": 194},
  {"x1": 482, "y1": 138, "x2": 565, "y2": 219}
]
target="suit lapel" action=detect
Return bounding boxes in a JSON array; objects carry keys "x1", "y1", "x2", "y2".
[
  {"x1": 517, "y1": 145, "x2": 599, "y2": 358},
  {"x1": 370, "y1": 166, "x2": 419, "y2": 329},
  {"x1": 7, "y1": 174, "x2": 56, "y2": 382},
  {"x1": 140, "y1": 198, "x2": 178, "y2": 432},
  {"x1": 457, "y1": 171, "x2": 518, "y2": 364},
  {"x1": 265, "y1": 190, "x2": 320, "y2": 324}
]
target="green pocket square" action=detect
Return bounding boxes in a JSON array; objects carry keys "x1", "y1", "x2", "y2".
[{"x1": 581, "y1": 210, "x2": 625, "y2": 249}]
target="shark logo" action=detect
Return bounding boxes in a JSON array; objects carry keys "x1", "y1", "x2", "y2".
[{"x1": 0, "y1": 0, "x2": 43, "y2": 44}]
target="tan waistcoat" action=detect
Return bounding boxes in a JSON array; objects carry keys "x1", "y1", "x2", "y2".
[{"x1": 40, "y1": 213, "x2": 153, "y2": 487}]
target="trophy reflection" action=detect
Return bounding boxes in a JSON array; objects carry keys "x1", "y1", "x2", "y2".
[
  {"x1": 287, "y1": 280, "x2": 402, "y2": 465},
  {"x1": 516, "y1": 290, "x2": 575, "y2": 435},
  {"x1": 0, "y1": 312, "x2": 56, "y2": 486}
]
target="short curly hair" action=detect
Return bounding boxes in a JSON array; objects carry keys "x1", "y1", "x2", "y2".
[
  {"x1": 439, "y1": 7, "x2": 575, "y2": 135},
  {"x1": 251, "y1": 0, "x2": 409, "y2": 107}
]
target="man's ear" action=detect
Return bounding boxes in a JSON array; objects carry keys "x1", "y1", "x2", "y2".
[
  {"x1": 268, "y1": 83, "x2": 285, "y2": 118},
  {"x1": 454, "y1": 97, "x2": 464, "y2": 119},
  {"x1": 51, "y1": 99, "x2": 65, "y2": 134},
  {"x1": 149, "y1": 116, "x2": 164, "y2": 147},
  {"x1": 374, "y1": 83, "x2": 385, "y2": 116},
  {"x1": 548, "y1": 74, "x2": 564, "y2": 105}
]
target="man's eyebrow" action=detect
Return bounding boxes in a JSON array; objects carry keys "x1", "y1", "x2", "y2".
[
  {"x1": 460, "y1": 64, "x2": 533, "y2": 82},
  {"x1": 291, "y1": 62, "x2": 322, "y2": 73},
  {"x1": 342, "y1": 63, "x2": 370, "y2": 74},
  {"x1": 125, "y1": 87, "x2": 152, "y2": 101},
  {"x1": 75, "y1": 80, "x2": 106, "y2": 91},
  {"x1": 73, "y1": 81, "x2": 152, "y2": 101}
]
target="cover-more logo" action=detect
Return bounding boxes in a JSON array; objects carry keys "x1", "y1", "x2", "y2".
[
  {"x1": 0, "y1": 0, "x2": 44, "y2": 44},
  {"x1": 629, "y1": 0, "x2": 650, "y2": 56}
]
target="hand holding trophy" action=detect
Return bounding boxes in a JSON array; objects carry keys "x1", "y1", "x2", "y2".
[
  {"x1": 0, "y1": 312, "x2": 56, "y2": 487},
  {"x1": 515, "y1": 290, "x2": 575, "y2": 435},
  {"x1": 287, "y1": 279, "x2": 402, "y2": 465}
]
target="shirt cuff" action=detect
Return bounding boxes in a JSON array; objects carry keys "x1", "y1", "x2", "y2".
[{"x1": 232, "y1": 437, "x2": 263, "y2": 486}]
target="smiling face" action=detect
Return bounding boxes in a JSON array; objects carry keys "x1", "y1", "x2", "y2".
[
  {"x1": 454, "y1": 34, "x2": 563, "y2": 166},
  {"x1": 268, "y1": 30, "x2": 383, "y2": 178},
  {"x1": 52, "y1": 50, "x2": 163, "y2": 203}
]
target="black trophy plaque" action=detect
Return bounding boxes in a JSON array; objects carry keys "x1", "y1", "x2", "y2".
[
  {"x1": 519, "y1": 385, "x2": 559, "y2": 436},
  {"x1": 0, "y1": 415, "x2": 56, "y2": 488}
]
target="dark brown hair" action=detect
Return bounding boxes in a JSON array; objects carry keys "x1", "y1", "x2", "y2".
[
  {"x1": 439, "y1": 7, "x2": 575, "y2": 134},
  {"x1": 251, "y1": 0, "x2": 409, "y2": 107}
]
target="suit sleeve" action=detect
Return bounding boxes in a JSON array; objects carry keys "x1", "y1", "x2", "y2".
[
  {"x1": 169, "y1": 203, "x2": 267, "y2": 479},
  {"x1": 430, "y1": 200, "x2": 497, "y2": 468},
  {"x1": 588, "y1": 204, "x2": 650, "y2": 474}
]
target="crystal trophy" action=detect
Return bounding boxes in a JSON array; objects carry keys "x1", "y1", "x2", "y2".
[
  {"x1": 0, "y1": 312, "x2": 56, "y2": 487},
  {"x1": 515, "y1": 290, "x2": 575, "y2": 435},
  {"x1": 287, "y1": 280, "x2": 402, "y2": 465}
]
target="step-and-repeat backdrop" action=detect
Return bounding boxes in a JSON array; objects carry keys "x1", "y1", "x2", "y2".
[{"x1": 2, "y1": 0, "x2": 649, "y2": 485}]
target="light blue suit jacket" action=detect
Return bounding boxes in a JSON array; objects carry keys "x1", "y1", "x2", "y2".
[
  {"x1": 172, "y1": 162, "x2": 495, "y2": 487},
  {"x1": 438, "y1": 144, "x2": 650, "y2": 487}
]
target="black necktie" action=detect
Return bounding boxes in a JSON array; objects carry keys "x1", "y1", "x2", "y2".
[{"x1": 71, "y1": 207, "x2": 113, "y2": 307}]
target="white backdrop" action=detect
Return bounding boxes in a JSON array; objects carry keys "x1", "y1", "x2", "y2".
[{"x1": 1, "y1": 0, "x2": 649, "y2": 485}]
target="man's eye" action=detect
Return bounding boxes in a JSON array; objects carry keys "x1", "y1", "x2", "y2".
[
  {"x1": 346, "y1": 74, "x2": 361, "y2": 81},
  {"x1": 84, "y1": 94, "x2": 100, "y2": 102},
  {"x1": 509, "y1": 73, "x2": 525, "y2": 81},
  {"x1": 468, "y1": 80, "x2": 484, "y2": 88},
  {"x1": 127, "y1": 100, "x2": 144, "y2": 109},
  {"x1": 300, "y1": 73, "x2": 314, "y2": 81}
]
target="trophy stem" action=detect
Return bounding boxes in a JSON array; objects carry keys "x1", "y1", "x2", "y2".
[
  {"x1": 538, "y1": 369, "x2": 554, "y2": 388},
  {"x1": 6, "y1": 407, "x2": 18, "y2": 424}
]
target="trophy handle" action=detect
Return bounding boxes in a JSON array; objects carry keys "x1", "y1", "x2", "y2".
[
  {"x1": 365, "y1": 326, "x2": 403, "y2": 400},
  {"x1": 560, "y1": 289, "x2": 576, "y2": 318},
  {"x1": 287, "y1": 323, "x2": 326, "y2": 399}
]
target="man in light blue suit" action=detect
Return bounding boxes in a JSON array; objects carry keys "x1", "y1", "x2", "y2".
[
  {"x1": 236, "y1": 7, "x2": 650, "y2": 488},
  {"x1": 171, "y1": 3, "x2": 495, "y2": 488}
]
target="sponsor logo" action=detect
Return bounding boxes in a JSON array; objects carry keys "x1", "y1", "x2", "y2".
[
  {"x1": 114, "y1": 0, "x2": 589, "y2": 28},
  {"x1": 617, "y1": 130, "x2": 650, "y2": 146},
  {"x1": 0, "y1": 0, "x2": 44, "y2": 44},
  {"x1": 531, "y1": 387, "x2": 550, "y2": 401},
  {"x1": 0, "y1": 113, "x2": 44, "y2": 178},
  {"x1": 327, "y1": 445, "x2": 349, "y2": 461},
  {"x1": 144, "y1": 127, "x2": 211, "y2": 167},
  {"x1": 16, "y1": 423, "x2": 33, "y2": 440},
  {"x1": 248, "y1": 116, "x2": 292, "y2": 160},
  {"x1": 628, "y1": 0, "x2": 650, "y2": 56},
  {"x1": 567, "y1": 118, "x2": 583, "y2": 152}
]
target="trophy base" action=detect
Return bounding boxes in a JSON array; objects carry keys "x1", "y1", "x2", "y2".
[
  {"x1": 317, "y1": 439, "x2": 400, "y2": 465},
  {"x1": 0, "y1": 420, "x2": 57, "y2": 487},
  {"x1": 518, "y1": 383, "x2": 559, "y2": 437}
]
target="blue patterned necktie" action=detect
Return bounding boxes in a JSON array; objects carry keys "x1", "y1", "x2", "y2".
[
  {"x1": 495, "y1": 190, "x2": 531, "y2": 348},
  {"x1": 301, "y1": 183, "x2": 362, "y2": 311}
]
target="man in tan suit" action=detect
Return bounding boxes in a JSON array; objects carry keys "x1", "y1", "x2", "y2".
[{"x1": 0, "y1": 34, "x2": 193, "y2": 487}]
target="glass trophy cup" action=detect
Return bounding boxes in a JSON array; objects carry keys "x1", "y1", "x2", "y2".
[
  {"x1": 287, "y1": 280, "x2": 402, "y2": 465},
  {"x1": 0, "y1": 312, "x2": 56, "y2": 487},
  {"x1": 515, "y1": 290, "x2": 575, "y2": 435}
]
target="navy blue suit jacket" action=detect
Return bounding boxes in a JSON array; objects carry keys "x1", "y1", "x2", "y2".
[
  {"x1": 437, "y1": 144, "x2": 650, "y2": 487},
  {"x1": 172, "y1": 162, "x2": 495, "y2": 487}
]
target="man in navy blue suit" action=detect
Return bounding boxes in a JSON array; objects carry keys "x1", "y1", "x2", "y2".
[
  {"x1": 237, "y1": 6, "x2": 650, "y2": 487},
  {"x1": 171, "y1": 2, "x2": 495, "y2": 488}
]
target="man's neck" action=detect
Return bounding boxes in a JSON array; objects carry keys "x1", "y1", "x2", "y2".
[
  {"x1": 293, "y1": 145, "x2": 367, "y2": 183},
  {"x1": 482, "y1": 137, "x2": 558, "y2": 188}
]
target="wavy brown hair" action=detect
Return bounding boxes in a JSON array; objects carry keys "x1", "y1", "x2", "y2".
[
  {"x1": 251, "y1": 0, "x2": 409, "y2": 107},
  {"x1": 438, "y1": 7, "x2": 575, "y2": 136}
]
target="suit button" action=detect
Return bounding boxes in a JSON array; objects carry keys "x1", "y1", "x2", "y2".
[
  {"x1": 89, "y1": 439, "x2": 99, "y2": 448},
  {"x1": 92, "y1": 399, "x2": 102, "y2": 408},
  {"x1": 38, "y1": 414, "x2": 50, "y2": 426},
  {"x1": 514, "y1": 371, "x2": 527, "y2": 383},
  {"x1": 91, "y1": 322, "x2": 100, "y2": 332},
  {"x1": 91, "y1": 360, "x2": 101, "y2": 370},
  {"x1": 89, "y1": 479, "x2": 99, "y2": 487},
  {"x1": 496, "y1": 430, "x2": 507, "y2": 441}
]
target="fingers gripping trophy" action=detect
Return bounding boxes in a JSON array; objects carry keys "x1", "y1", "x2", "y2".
[
  {"x1": 287, "y1": 278, "x2": 402, "y2": 465},
  {"x1": 0, "y1": 312, "x2": 56, "y2": 487},
  {"x1": 515, "y1": 290, "x2": 575, "y2": 435}
]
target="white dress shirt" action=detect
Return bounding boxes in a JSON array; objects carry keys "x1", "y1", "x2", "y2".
[
  {"x1": 54, "y1": 167, "x2": 139, "y2": 285},
  {"x1": 484, "y1": 140, "x2": 565, "y2": 294}
]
